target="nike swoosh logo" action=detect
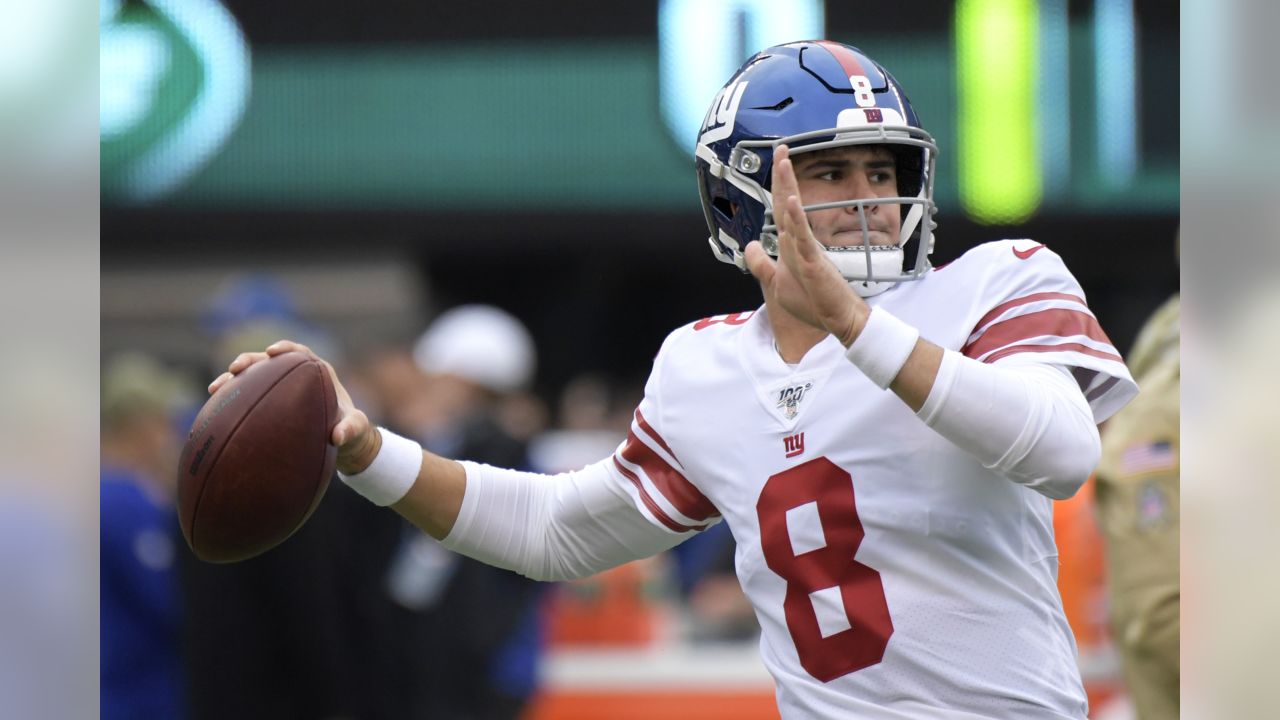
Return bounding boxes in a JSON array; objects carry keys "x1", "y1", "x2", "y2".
[{"x1": 1012, "y1": 244, "x2": 1045, "y2": 260}]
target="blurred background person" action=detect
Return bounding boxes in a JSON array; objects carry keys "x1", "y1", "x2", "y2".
[
  {"x1": 1095, "y1": 291, "x2": 1180, "y2": 720},
  {"x1": 100, "y1": 353, "x2": 192, "y2": 720},
  {"x1": 380, "y1": 304, "x2": 548, "y2": 719}
]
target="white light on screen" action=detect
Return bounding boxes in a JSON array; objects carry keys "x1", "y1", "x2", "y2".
[
  {"x1": 1038, "y1": 0, "x2": 1070, "y2": 197},
  {"x1": 1094, "y1": 0, "x2": 1137, "y2": 185},
  {"x1": 658, "y1": 0, "x2": 824, "y2": 151}
]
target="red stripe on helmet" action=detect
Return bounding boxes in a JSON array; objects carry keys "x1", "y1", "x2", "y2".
[{"x1": 815, "y1": 41, "x2": 867, "y2": 82}]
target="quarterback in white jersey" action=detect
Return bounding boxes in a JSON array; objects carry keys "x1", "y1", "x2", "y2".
[
  {"x1": 609, "y1": 238, "x2": 1130, "y2": 719},
  {"x1": 212, "y1": 41, "x2": 1137, "y2": 720}
]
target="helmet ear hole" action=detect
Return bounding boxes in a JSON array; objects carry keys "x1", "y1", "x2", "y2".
[
  {"x1": 890, "y1": 147, "x2": 924, "y2": 198},
  {"x1": 712, "y1": 196, "x2": 736, "y2": 221}
]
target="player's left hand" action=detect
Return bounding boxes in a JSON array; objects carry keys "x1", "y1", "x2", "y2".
[{"x1": 745, "y1": 145, "x2": 868, "y2": 346}]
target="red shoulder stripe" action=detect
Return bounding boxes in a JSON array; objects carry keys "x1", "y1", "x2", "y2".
[
  {"x1": 972, "y1": 292, "x2": 1086, "y2": 336},
  {"x1": 963, "y1": 308, "x2": 1115, "y2": 360},
  {"x1": 611, "y1": 458, "x2": 706, "y2": 533},
  {"x1": 635, "y1": 409, "x2": 680, "y2": 465},
  {"x1": 619, "y1": 429, "x2": 719, "y2": 521},
  {"x1": 983, "y1": 342, "x2": 1123, "y2": 364}
]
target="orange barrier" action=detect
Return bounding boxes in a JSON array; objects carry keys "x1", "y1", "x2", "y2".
[
  {"x1": 1053, "y1": 475, "x2": 1125, "y2": 714},
  {"x1": 545, "y1": 560, "x2": 665, "y2": 647},
  {"x1": 1054, "y1": 476, "x2": 1109, "y2": 648},
  {"x1": 524, "y1": 690, "x2": 779, "y2": 720}
]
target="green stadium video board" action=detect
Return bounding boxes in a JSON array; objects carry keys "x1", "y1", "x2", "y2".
[{"x1": 101, "y1": 0, "x2": 1177, "y2": 220}]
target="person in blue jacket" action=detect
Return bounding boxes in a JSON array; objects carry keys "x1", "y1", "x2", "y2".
[{"x1": 101, "y1": 354, "x2": 189, "y2": 720}]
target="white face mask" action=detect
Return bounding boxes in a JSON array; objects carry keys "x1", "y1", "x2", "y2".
[{"x1": 823, "y1": 245, "x2": 904, "y2": 298}]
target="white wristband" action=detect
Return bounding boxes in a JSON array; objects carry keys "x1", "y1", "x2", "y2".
[
  {"x1": 337, "y1": 427, "x2": 423, "y2": 506},
  {"x1": 844, "y1": 307, "x2": 920, "y2": 389}
]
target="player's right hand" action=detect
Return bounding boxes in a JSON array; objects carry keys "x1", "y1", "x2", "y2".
[
  {"x1": 207, "y1": 340, "x2": 380, "y2": 474},
  {"x1": 749, "y1": 145, "x2": 868, "y2": 346}
]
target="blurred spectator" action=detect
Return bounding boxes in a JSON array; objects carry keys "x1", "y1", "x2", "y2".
[
  {"x1": 529, "y1": 374, "x2": 631, "y2": 474},
  {"x1": 379, "y1": 304, "x2": 548, "y2": 719},
  {"x1": 100, "y1": 353, "x2": 190, "y2": 720},
  {"x1": 680, "y1": 525, "x2": 758, "y2": 643},
  {"x1": 1095, "y1": 294, "x2": 1180, "y2": 720},
  {"x1": 202, "y1": 274, "x2": 340, "y2": 376}
]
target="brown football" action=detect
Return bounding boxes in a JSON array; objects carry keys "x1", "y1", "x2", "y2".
[{"x1": 177, "y1": 351, "x2": 338, "y2": 563}]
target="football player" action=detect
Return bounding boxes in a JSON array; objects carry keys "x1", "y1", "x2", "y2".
[{"x1": 213, "y1": 41, "x2": 1137, "y2": 719}]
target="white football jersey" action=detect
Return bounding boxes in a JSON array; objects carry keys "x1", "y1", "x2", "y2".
[{"x1": 607, "y1": 241, "x2": 1137, "y2": 719}]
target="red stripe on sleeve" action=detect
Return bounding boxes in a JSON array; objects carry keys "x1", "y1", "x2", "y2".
[
  {"x1": 983, "y1": 342, "x2": 1123, "y2": 365},
  {"x1": 635, "y1": 409, "x2": 681, "y2": 465},
  {"x1": 619, "y1": 429, "x2": 719, "y2": 522},
  {"x1": 611, "y1": 458, "x2": 706, "y2": 533},
  {"x1": 963, "y1": 308, "x2": 1116, "y2": 360},
  {"x1": 971, "y1": 292, "x2": 1087, "y2": 336}
]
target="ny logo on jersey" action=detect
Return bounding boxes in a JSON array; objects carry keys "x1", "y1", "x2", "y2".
[
  {"x1": 783, "y1": 432, "x2": 805, "y2": 458},
  {"x1": 776, "y1": 382, "x2": 813, "y2": 420}
]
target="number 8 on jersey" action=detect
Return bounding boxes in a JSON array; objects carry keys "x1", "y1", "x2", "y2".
[{"x1": 756, "y1": 457, "x2": 894, "y2": 682}]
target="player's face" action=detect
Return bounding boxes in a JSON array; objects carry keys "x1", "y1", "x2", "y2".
[{"x1": 790, "y1": 146, "x2": 902, "y2": 248}]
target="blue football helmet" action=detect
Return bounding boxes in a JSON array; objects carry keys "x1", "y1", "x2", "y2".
[{"x1": 695, "y1": 41, "x2": 939, "y2": 297}]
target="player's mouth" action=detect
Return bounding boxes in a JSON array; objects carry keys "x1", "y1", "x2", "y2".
[{"x1": 825, "y1": 228, "x2": 896, "y2": 248}]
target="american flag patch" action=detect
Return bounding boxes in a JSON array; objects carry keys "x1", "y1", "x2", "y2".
[{"x1": 1118, "y1": 440, "x2": 1177, "y2": 476}]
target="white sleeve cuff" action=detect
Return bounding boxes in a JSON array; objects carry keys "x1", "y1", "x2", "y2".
[
  {"x1": 844, "y1": 307, "x2": 920, "y2": 389},
  {"x1": 337, "y1": 427, "x2": 423, "y2": 506}
]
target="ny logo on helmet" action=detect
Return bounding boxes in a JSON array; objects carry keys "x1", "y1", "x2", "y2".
[{"x1": 699, "y1": 81, "x2": 748, "y2": 145}]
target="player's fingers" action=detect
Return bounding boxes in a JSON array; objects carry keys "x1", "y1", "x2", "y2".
[
  {"x1": 776, "y1": 225, "x2": 799, "y2": 273},
  {"x1": 776, "y1": 202, "x2": 810, "y2": 274},
  {"x1": 744, "y1": 240, "x2": 776, "y2": 284},
  {"x1": 265, "y1": 339, "x2": 311, "y2": 357},
  {"x1": 228, "y1": 351, "x2": 269, "y2": 373},
  {"x1": 332, "y1": 419, "x2": 352, "y2": 447},
  {"x1": 771, "y1": 145, "x2": 798, "y2": 199},
  {"x1": 320, "y1": 359, "x2": 356, "y2": 407},
  {"x1": 786, "y1": 195, "x2": 823, "y2": 264},
  {"x1": 207, "y1": 372, "x2": 232, "y2": 395},
  {"x1": 332, "y1": 411, "x2": 368, "y2": 448}
]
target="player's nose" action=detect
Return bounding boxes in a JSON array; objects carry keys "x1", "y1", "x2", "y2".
[
  {"x1": 841, "y1": 173, "x2": 878, "y2": 207},
  {"x1": 841, "y1": 186, "x2": 879, "y2": 216}
]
